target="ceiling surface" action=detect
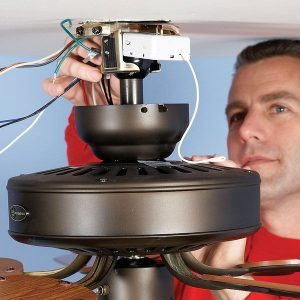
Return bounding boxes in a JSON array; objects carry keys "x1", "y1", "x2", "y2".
[{"x1": 1, "y1": 0, "x2": 300, "y2": 56}]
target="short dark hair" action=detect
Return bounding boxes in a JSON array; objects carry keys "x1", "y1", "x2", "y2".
[{"x1": 235, "y1": 39, "x2": 300, "y2": 71}]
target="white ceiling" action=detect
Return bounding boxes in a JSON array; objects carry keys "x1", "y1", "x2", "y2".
[{"x1": 1, "y1": 0, "x2": 300, "y2": 56}]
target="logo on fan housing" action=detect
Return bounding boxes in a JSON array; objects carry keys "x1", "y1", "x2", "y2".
[{"x1": 10, "y1": 205, "x2": 29, "y2": 222}]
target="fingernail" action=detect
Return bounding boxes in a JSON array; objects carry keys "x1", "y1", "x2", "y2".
[{"x1": 211, "y1": 156, "x2": 226, "y2": 162}]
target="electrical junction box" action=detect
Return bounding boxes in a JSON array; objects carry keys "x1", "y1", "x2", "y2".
[{"x1": 122, "y1": 33, "x2": 190, "y2": 60}]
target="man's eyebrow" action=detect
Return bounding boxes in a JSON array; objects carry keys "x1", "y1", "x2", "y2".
[
  {"x1": 225, "y1": 101, "x2": 246, "y2": 117},
  {"x1": 260, "y1": 91, "x2": 298, "y2": 102}
]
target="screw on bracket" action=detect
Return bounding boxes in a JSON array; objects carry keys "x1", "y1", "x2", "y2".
[
  {"x1": 95, "y1": 285, "x2": 110, "y2": 296},
  {"x1": 92, "y1": 26, "x2": 103, "y2": 35},
  {"x1": 99, "y1": 178, "x2": 108, "y2": 183},
  {"x1": 76, "y1": 26, "x2": 84, "y2": 36}
]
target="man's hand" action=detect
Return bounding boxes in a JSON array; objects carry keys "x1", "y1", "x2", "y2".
[
  {"x1": 42, "y1": 38, "x2": 120, "y2": 106},
  {"x1": 188, "y1": 155, "x2": 252, "y2": 299}
]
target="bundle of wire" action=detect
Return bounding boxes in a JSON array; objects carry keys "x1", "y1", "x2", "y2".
[
  {"x1": 0, "y1": 18, "x2": 111, "y2": 127},
  {"x1": 0, "y1": 19, "x2": 98, "y2": 155},
  {"x1": 0, "y1": 41, "x2": 75, "y2": 75},
  {"x1": 0, "y1": 78, "x2": 80, "y2": 154}
]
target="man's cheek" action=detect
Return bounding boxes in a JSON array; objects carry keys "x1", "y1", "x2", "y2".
[{"x1": 227, "y1": 139, "x2": 237, "y2": 160}]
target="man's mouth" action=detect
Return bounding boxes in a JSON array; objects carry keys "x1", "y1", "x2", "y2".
[{"x1": 242, "y1": 156, "x2": 277, "y2": 168}]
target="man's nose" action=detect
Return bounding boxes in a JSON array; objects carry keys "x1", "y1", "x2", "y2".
[{"x1": 238, "y1": 111, "x2": 266, "y2": 143}]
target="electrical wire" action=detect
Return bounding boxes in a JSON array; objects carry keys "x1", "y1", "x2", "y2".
[
  {"x1": 91, "y1": 82, "x2": 97, "y2": 105},
  {"x1": 18, "y1": 41, "x2": 75, "y2": 68},
  {"x1": 98, "y1": 80, "x2": 108, "y2": 104},
  {"x1": 0, "y1": 41, "x2": 74, "y2": 75},
  {"x1": 106, "y1": 78, "x2": 113, "y2": 105},
  {"x1": 60, "y1": 19, "x2": 98, "y2": 55},
  {"x1": 0, "y1": 19, "x2": 99, "y2": 152},
  {"x1": 53, "y1": 38, "x2": 87, "y2": 80},
  {"x1": 0, "y1": 78, "x2": 80, "y2": 129},
  {"x1": 0, "y1": 111, "x2": 45, "y2": 155},
  {"x1": 0, "y1": 118, "x2": 19, "y2": 124},
  {"x1": 54, "y1": 42, "x2": 100, "y2": 107},
  {"x1": 0, "y1": 97, "x2": 54, "y2": 129},
  {"x1": 0, "y1": 78, "x2": 80, "y2": 154},
  {"x1": 99, "y1": 80, "x2": 105, "y2": 95},
  {"x1": 101, "y1": 76, "x2": 112, "y2": 105},
  {"x1": 81, "y1": 80, "x2": 89, "y2": 105},
  {"x1": 177, "y1": 55, "x2": 226, "y2": 164}
]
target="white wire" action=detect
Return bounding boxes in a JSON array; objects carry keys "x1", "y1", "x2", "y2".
[
  {"x1": 0, "y1": 45, "x2": 68, "y2": 76},
  {"x1": 177, "y1": 55, "x2": 226, "y2": 164},
  {"x1": 91, "y1": 82, "x2": 97, "y2": 105},
  {"x1": 0, "y1": 110, "x2": 44, "y2": 155},
  {"x1": 99, "y1": 80, "x2": 107, "y2": 103}
]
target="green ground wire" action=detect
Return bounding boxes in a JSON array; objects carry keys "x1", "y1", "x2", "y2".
[
  {"x1": 53, "y1": 38, "x2": 87, "y2": 78},
  {"x1": 60, "y1": 19, "x2": 98, "y2": 55}
]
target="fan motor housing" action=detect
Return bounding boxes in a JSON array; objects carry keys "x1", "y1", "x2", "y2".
[
  {"x1": 7, "y1": 161, "x2": 260, "y2": 256},
  {"x1": 75, "y1": 104, "x2": 189, "y2": 161}
]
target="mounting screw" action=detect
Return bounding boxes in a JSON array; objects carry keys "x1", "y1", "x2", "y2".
[
  {"x1": 158, "y1": 105, "x2": 168, "y2": 113},
  {"x1": 76, "y1": 26, "x2": 84, "y2": 36},
  {"x1": 92, "y1": 26, "x2": 103, "y2": 35},
  {"x1": 95, "y1": 285, "x2": 110, "y2": 296},
  {"x1": 99, "y1": 178, "x2": 108, "y2": 183}
]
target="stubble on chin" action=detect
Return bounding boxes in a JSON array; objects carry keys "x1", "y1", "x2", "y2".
[{"x1": 259, "y1": 172, "x2": 285, "y2": 209}]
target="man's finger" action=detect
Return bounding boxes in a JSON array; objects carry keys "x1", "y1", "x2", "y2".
[
  {"x1": 214, "y1": 160, "x2": 240, "y2": 168},
  {"x1": 190, "y1": 155, "x2": 214, "y2": 161},
  {"x1": 69, "y1": 40, "x2": 102, "y2": 65},
  {"x1": 43, "y1": 76, "x2": 84, "y2": 105},
  {"x1": 58, "y1": 56, "x2": 102, "y2": 82},
  {"x1": 63, "y1": 37, "x2": 102, "y2": 65},
  {"x1": 43, "y1": 77, "x2": 64, "y2": 96},
  {"x1": 205, "y1": 238, "x2": 247, "y2": 268},
  {"x1": 189, "y1": 155, "x2": 240, "y2": 168}
]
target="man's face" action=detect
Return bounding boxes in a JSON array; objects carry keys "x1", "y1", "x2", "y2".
[{"x1": 227, "y1": 56, "x2": 300, "y2": 207}]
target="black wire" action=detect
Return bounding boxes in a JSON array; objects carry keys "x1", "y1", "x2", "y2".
[
  {"x1": 0, "y1": 41, "x2": 75, "y2": 72},
  {"x1": 101, "y1": 76, "x2": 112, "y2": 105},
  {"x1": 0, "y1": 78, "x2": 80, "y2": 129},
  {"x1": 106, "y1": 78, "x2": 113, "y2": 105}
]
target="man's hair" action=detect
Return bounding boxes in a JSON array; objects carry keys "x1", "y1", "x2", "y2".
[{"x1": 235, "y1": 39, "x2": 300, "y2": 71}]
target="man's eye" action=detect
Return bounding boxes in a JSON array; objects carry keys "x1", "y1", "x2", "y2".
[
  {"x1": 229, "y1": 112, "x2": 245, "y2": 125},
  {"x1": 273, "y1": 105, "x2": 287, "y2": 113}
]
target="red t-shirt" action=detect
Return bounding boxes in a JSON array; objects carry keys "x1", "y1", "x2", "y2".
[
  {"x1": 65, "y1": 108, "x2": 100, "y2": 166},
  {"x1": 65, "y1": 108, "x2": 300, "y2": 300}
]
